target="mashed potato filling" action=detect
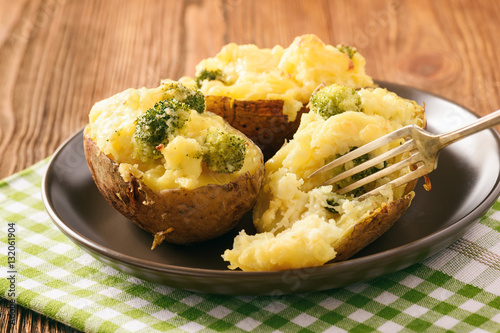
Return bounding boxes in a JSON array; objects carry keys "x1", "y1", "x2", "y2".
[
  {"x1": 222, "y1": 88, "x2": 425, "y2": 271},
  {"x1": 191, "y1": 34, "x2": 374, "y2": 121},
  {"x1": 85, "y1": 83, "x2": 262, "y2": 191}
]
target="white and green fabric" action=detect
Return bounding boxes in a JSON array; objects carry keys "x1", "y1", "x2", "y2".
[{"x1": 1, "y1": 159, "x2": 500, "y2": 332}]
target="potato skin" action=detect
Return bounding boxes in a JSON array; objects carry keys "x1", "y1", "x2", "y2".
[
  {"x1": 205, "y1": 95, "x2": 308, "y2": 158},
  {"x1": 333, "y1": 111, "x2": 426, "y2": 262},
  {"x1": 236, "y1": 114, "x2": 425, "y2": 270},
  {"x1": 83, "y1": 134, "x2": 264, "y2": 245},
  {"x1": 332, "y1": 189, "x2": 415, "y2": 262}
]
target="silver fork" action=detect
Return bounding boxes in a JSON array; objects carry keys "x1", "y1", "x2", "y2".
[{"x1": 308, "y1": 109, "x2": 500, "y2": 199}]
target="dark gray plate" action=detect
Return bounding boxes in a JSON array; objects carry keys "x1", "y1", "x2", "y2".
[{"x1": 41, "y1": 82, "x2": 500, "y2": 295}]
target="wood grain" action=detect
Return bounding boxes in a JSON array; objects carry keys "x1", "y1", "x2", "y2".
[
  {"x1": 1, "y1": 0, "x2": 499, "y2": 331},
  {"x1": 0, "y1": 298, "x2": 79, "y2": 333},
  {"x1": 1, "y1": 0, "x2": 499, "y2": 180}
]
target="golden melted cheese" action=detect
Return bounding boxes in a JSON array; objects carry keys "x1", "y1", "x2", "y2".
[
  {"x1": 85, "y1": 82, "x2": 262, "y2": 191},
  {"x1": 222, "y1": 88, "x2": 425, "y2": 271},
  {"x1": 188, "y1": 34, "x2": 374, "y2": 121}
]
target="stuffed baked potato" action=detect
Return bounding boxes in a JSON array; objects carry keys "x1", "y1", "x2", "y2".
[
  {"x1": 84, "y1": 81, "x2": 264, "y2": 247},
  {"x1": 222, "y1": 84, "x2": 426, "y2": 271},
  {"x1": 181, "y1": 34, "x2": 375, "y2": 157}
]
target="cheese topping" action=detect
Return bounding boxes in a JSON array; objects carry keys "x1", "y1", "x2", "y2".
[
  {"x1": 85, "y1": 83, "x2": 262, "y2": 191},
  {"x1": 190, "y1": 34, "x2": 374, "y2": 121},
  {"x1": 222, "y1": 88, "x2": 425, "y2": 271}
]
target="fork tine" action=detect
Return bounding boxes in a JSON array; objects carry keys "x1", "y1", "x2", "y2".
[
  {"x1": 356, "y1": 163, "x2": 434, "y2": 200},
  {"x1": 307, "y1": 125, "x2": 416, "y2": 179},
  {"x1": 319, "y1": 139, "x2": 417, "y2": 187},
  {"x1": 334, "y1": 151, "x2": 423, "y2": 194}
]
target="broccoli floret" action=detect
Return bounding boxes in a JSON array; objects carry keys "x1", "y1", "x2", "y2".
[
  {"x1": 202, "y1": 129, "x2": 247, "y2": 173},
  {"x1": 324, "y1": 147, "x2": 386, "y2": 199},
  {"x1": 132, "y1": 82, "x2": 206, "y2": 161},
  {"x1": 133, "y1": 99, "x2": 191, "y2": 160},
  {"x1": 340, "y1": 150, "x2": 385, "y2": 196},
  {"x1": 309, "y1": 84, "x2": 362, "y2": 119},
  {"x1": 195, "y1": 69, "x2": 224, "y2": 88},
  {"x1": 161, "y1": 81, "x2": 205, "y2": 113},
  {"x1": 337, "y1": 45, "x2": 358, "y2": 59},
  {"x1": 350, "y1": 151, "x2": 382, "y2": 181}
]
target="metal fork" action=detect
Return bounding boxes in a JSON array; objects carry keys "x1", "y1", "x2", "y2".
[{"x1": 308, "y1": 109, "x2": 500, "y2": 199}]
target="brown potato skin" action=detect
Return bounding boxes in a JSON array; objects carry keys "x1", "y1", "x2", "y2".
[
  {"x1": 83, "y1": 134, "x2": 264, "y2": 245},
  {"x1": 331, "y1": 107, "x2": 427, "y2": 262},
  {"x1": 205, "y1": 95, "x2": 308, "y2": 158},
  {"x1": 332, "y1": 187, "x2": 416, "y2": 262}
]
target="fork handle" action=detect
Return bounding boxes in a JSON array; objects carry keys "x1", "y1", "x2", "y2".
[{"x1": 439, "y1": 109, "x2": 500, "y2": 148}]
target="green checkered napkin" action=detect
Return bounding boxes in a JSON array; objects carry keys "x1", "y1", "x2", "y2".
[{"x1": 1, "y1": 159, "x2": 500, "y2": 333}]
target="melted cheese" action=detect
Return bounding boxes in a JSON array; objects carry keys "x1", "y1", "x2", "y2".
[
  {"x1": 222, "y1": 88, "x2": 425, "y2": 271},
  {"x1": 189, "y1": 34, "x2": 374, "y2": 121},
  {"x1": 85, "y1": 83, "x2": 262, "y2": 191}
]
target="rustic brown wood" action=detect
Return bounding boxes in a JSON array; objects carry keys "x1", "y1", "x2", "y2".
[
  {"x1": 1, "y1": 0, "x2": 499, "y2": 331},
  {"x1": 0, "y1": 298, "x2": 80, "y2": 333}
]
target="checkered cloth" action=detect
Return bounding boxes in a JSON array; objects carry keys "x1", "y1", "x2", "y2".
[{"x1": 1, "y1": 159, "x2": 499, "y2": 333}]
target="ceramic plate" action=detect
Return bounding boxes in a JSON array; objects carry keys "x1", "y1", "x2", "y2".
[{"x1": 42, "y1": 82, "x2": 500, "y2": 295}]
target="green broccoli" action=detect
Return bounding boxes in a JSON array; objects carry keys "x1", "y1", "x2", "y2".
[
  {"x1": 351, "y1": 151, "x2": 383, "y2": 179},
  {"x1": 337, "y1": 45, "x2": 358, "y2": 59},
  {"x1": 194, "y1": 69, "x2": 224, "y2": 88},
  {"x1": 133, "y1": 83, "x2": 206, "y2": 161},
  {"x1": 309, "y1": 84, "x2": 362, "y2": 119},
  {"x1": 202, "y1": 129, "x2": 247, "y2": 173},
  {"x1": 325, "y1": 192, "x2": 343, "y2": 214},
  {"x1": 133, "y1": 99, "x2": 191, "y2": 161},
  {"x1": 161, "y1": 81, "x2": 206, "y2": 113},
  {"x1": 323, "y1": 147, "x2": 386, "y2": 201}
]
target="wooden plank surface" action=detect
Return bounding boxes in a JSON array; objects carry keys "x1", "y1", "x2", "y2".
[{"x1": 1, "y1": 0, "x2": 499, "y2": 331}]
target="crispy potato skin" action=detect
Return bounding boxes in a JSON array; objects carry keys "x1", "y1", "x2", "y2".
[
  {"x1": 233, "y1": 108, "x2": 426, "y2": 270},
  {"x1": 332, "y1": 110, "x2": 426, "y2": 262},
  {"x1": 205, "y1": 95, "x2": 308, "y2": 158},
  {"x1": 84, "y1": 134, "x2": 264, "y2": 245},
  {"x1": 332, "y1": 189, "x2": 415, "y2": 262}
]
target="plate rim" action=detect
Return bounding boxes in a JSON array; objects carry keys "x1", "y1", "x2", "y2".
[{"x1": 41, "y1": 82, "x2": 500, "y2": 289}]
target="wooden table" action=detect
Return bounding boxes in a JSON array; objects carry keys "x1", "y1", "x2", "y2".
[{"x1": 1, "y1": 0, "x2": 499, "y2": 331}]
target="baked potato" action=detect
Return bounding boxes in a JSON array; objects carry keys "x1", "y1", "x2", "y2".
[
  {"x1": 84, "y1": 81, "x2": 264, "y2": 247},
  {"x1": 222, "y1": 85, "x2": 426, "y2": 271},
  {"x1": 181, "y1": 34, "x2": 375, "y2": 157}
]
